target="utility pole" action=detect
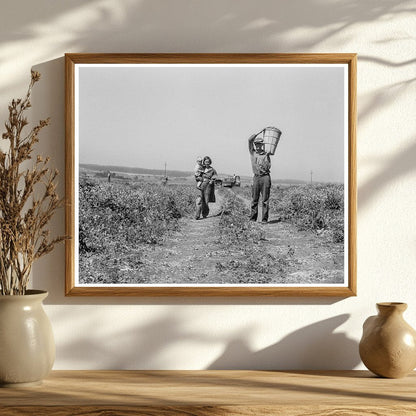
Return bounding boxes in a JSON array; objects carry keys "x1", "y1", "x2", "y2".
[{"x1": 310, "y1": 170, "x2": 313, "y2": 184}]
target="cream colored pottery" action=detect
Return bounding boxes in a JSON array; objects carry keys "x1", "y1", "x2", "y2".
[
  {"x1": 359, "y1": 302, "x2": 416, "y2": 378},
  {"x1": 0, "y1": 290, "x2": 55, "y2": 387}
]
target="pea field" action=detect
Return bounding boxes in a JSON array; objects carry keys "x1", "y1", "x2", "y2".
[{"x1": 79, "y1": 172, "x2": 345, "y2": 285}]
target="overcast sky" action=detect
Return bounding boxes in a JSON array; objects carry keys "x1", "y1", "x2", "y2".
[{"x1": 78, "y1": 64, "x2": 346, "y2": 182}]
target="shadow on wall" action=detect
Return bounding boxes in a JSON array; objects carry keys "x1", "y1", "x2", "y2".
[
  {"x1": 49, "y1": 0, "x2": 414, "y2": 53},
  {"x1": 1, "y1": 0, "x2": 414, "y2": 120},
  {"x1": 358, "y1": 78, "x2": 416, "y2": 129},
  {"x1": 0, "y1": 0, "x2": 414, "y2": 98},
  {"x1": 30, "y1": 56, "x2": 67, "y2": 302},
  {"x1": 358, "y1": 138, "x2": 416, "y2": 209},
  {"x1": 54, "y1": 310, "x2": 214, "y2": 369},
  {"x1": 207, "y1": 314, "x2": 360, "y2": 370},
  {"x1": 53, "y1": 307, "x2": 359, "y2": 370},
  {"x1": 1, "y1": 0, "x2": 414, "y2": 51}
]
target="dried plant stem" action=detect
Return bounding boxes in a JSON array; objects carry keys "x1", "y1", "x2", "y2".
[{"x1": 0, "y1": 71, "x2": 65, "y2": 295}]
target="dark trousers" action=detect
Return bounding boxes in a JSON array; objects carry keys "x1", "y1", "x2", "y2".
[
  {"x1": 250, "y1": 174, "x2": 271, "y2": 222},
  {"x1": 195, "y1": 182, "x2": 213, "y2": 219}
]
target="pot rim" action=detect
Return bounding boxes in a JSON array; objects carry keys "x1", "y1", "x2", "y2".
[
  {"x1": 0, "y1": 290, "x2": 48, "y2": 301},
  {"x1": 377, "y1": 302, "x2": 407, "y2": 306},
  {"x1": 377, "y1": 302, "x2": 407, "y2": 312}
]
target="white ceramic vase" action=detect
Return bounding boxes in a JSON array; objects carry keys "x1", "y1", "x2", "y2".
[{"x1": 0, "y1": 290, "x2": 55, "y2": 387}]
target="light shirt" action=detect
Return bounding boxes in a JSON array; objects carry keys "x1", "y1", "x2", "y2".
[{"x1": 250, "y1": 151, "x2": 271, "y2": 176}]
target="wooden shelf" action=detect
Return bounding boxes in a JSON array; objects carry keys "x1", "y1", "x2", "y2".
[{"x1": 1, "y1": 370, "x2": 415, "y2": 415}]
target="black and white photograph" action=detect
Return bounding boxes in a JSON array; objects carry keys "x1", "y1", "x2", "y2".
[{"x1": 65, "y1": 54, "x2": 356, "y2": 296}]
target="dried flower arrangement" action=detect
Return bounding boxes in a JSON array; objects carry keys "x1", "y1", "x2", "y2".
[{"x1": 0, "y1": 71, "x2": 65, "y2": 295}]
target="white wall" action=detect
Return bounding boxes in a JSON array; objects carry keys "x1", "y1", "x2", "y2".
[{"x1": 1, "y1": 0, "x2": 415, "y2": 370}]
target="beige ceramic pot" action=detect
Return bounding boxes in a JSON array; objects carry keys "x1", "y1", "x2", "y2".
[
  {"x1": 359, "y1": 302, "x2": 416, "y2": 378},
  {"x1": 0, "y1": 290, "x2": 55, "y2": 387}
]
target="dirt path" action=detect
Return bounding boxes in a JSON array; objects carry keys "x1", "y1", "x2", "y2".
[
  {"x1": 133, "y1": 193, "x2": 231, "y2": 284},
  {"x1": 129, "y1": 188, "x2": 344, "y2": 285}
]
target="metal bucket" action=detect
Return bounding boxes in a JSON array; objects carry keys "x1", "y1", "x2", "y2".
[{"x1": 262, "y1": 127, "x2": 282, "y2": 155}]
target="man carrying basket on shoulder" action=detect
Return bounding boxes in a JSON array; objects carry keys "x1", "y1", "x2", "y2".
[{"x1": 248, "y1": 133, "x2": 272, "y2": 223}]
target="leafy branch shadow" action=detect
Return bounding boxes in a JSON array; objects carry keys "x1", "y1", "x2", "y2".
[{"x1": 207, "y1": 314, "x2": 359, "y2": 370}]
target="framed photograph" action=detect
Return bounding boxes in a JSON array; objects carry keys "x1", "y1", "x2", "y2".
[{"x1": 65, "y1": 53, "x2": 356, "y2": 296}]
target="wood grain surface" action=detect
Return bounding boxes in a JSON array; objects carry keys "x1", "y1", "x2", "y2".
[{"x1": 1, "y1": 370, "x2": 415, "y2": 415}]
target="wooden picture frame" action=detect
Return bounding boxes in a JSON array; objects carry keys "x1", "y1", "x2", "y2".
[{"x1": 65, "y1": 53, "x2": 356, "y2": 296}]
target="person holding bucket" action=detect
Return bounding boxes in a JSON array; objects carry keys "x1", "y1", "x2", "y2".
[{"x1": 248, "y1": 127, "x2": 281, "y2": 223}]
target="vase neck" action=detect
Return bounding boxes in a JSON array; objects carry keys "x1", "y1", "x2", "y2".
[{"x1": 377, "y1": 302, "x2": 407, "y2": 316}]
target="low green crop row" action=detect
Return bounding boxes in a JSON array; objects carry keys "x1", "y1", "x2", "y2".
[
  {"x1": 270, "y1": 184, "x2": 344, "y2": 242},
  {"x1": 79, "y1": 179, "x2": 196, "y2": 255}
]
